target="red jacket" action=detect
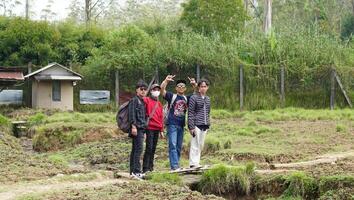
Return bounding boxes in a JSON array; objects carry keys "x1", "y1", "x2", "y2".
[{"x1": 143, "y1": 97, "x2": 164, "y2": 131}]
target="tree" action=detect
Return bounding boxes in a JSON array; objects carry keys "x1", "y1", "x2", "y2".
[
  {"x1": 68, "y1": 0, "x2": 114, "y2": 25},
  {"x1": 0, "y1": 0, "x2": 21, "y2": 16},
  {"x1": 41, "y1": 0, "x2": 57, "y2": 21},
  {"x1": 180, "y1": 0, "x2": 248, "y2": 35},
  {"x1": 263, "y1": 0, "x2": 271, "y2": 34}
]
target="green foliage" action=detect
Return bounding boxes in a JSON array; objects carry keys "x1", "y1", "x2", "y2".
[
  {"x1": 47, "y1": 154, "x2": 69, "y2": 167},
  {"x1": 319, "y1": 175, "x2": 354, "y2": 193},
  {"x1": 28, "y1": 113, "x2": 46, "y2": 126},
  {"x1": 204, "y1": 136, "x2": 221, "y2": 154},
  {"x1": 282, "y1": 172, "x2": 319, "y2": 199},
  {"x1": 180, "y1": 0, "x2": 248, "y2": 35},
  {"x1": 146, "y1": 172, "x2": 182, "y2": 186},
  {"x1": 335, "y1": 124, "x2": 347, "y2": 133},
  {"x1": 198, "y1": 163, "x2": 255, "y2": 195},
  {"x1": 33, "y1": 126, "x2": 83, "y2": 152},
  {"x1": 0, "y1": 17, "x2": 59, "y2": 66},
  {"x1": 341, "y1": 15, "x2": 354, "y2": 39},
  {"x1": 0, "y1": 114, "x2": 10, "y2": 126}
]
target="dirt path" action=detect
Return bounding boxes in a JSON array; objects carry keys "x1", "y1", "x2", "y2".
[
  {"x1": 0, "y1": 176, "x2": 127, "y2": 200},
  {"x1": 272, "y1": 151, "x2": 354, "y2": 169}
]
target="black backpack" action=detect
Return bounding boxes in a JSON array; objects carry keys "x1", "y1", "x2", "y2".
[{"x1": 116, "y1": 101, "x2": 131, "y2": 133}]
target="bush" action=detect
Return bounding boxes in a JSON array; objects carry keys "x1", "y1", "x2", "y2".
[
  {"x1": 33, "y1": 126, "x2": 83, "y2": 152},
  {"x1": 204, "y1": 137, "x2": 221, "y2": 154},
  {"x1": 335, "y1": 124, "x2": 347, "y2": 133},
  {"x1": 223, "y1": 139, "x2": 232, "y2": 149},
  {"x1": 28, "y1": 113, "x2": 47, "y2": 126},
  {"x1": 282, "y1": 172, "x2": 319, "y2": 199},
  {"x1": 0, "y1": 114, "x2": 10, "y2": 126},
  {"x1": 198, "y1": 163, "x2": 255, "y2": 195}
]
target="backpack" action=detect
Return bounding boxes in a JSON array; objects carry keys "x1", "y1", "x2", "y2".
[
  {"x1": 163, "y1": 94, "x2": 187, "y2": 125},
  {"x1": 116, "y1": 101, "x2": 131, "y2": 133},
  {"x1": 116, "y1": 97, "x2": 145, "y2": 133}
]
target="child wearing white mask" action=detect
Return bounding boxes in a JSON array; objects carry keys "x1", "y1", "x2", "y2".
[{"x1": 142, "y1": 83, "x2": 165, "y2": 173}]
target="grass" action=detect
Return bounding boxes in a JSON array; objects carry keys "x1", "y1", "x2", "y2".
[
  {"x1": 0, "y1": 114, "x2": 10, "y2": 126},
  {"x1": 198, "y1": 163, "x2": 255, "y2": 195},
  {"x1": 282, "y1": 172, "x2": 319, "y2": 199},
  {"x1": 211, "y1": 108, "x2": 354, "y2": 121},
  {"x1": 145, "y1": 172, "x2": 182, "y2": 186},
  {"x1": 335, "y1": 124, "x2": 348, "y2": 133},
  {"x1": 1, "y1": 108, "x2": 353, "y2": 199}
]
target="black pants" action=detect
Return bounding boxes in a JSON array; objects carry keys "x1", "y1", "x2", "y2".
[
  {"x1": 130, "y1": 129, "x2": 145, "y2": 174},
  {"x1": 143, "y1": 130, "x2": 160, "y2": 173}
]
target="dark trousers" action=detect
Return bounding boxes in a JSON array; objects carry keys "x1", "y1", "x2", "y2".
[
  {"x1": 143, "y1": 130, "x2": 160, "y2": 173},
  {"x1": 130, "y1": 129, "x2": 145, "y2": 174}
]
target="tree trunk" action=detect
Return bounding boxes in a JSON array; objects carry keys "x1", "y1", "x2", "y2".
[
  {"x1": 352, "y1": 0, "x2": 354, "y2": 15},
  {"x1": 25, "y1": 0, "x2": 29, "y2": 19},
  {"x1": 263, "y1": 0, "x2": 272, "y2": 34},
  {"x1": 85, "y1": 0, "x2": 91, "y2": 25}
]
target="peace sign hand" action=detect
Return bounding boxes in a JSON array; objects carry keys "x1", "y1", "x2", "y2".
[
  {"x1": 188, "y1": 77, "x2": 197, "y2": 87},
  {"x1": 165, "y1": 75, "x2": 176, "y2": 82}
]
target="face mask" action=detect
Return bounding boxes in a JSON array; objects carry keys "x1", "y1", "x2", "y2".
[{"x1": 151, "y1": 91, "x2": 160, "y2": 97}]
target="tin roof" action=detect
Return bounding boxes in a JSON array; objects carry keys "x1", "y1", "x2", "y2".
[
  {"x1": 0, "y1": 72, "x2": 24, "y2": 81},
  {"x1": 25, "y1": 62, "x2": 83, "y2": 79}
]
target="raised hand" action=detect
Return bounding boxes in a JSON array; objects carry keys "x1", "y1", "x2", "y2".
[
  {"x1": 188, "y1": 77, "x2": 197, "y2": 87},
  {"x1": 165, "y1": 75, "x2": 176, "y2": 82}
]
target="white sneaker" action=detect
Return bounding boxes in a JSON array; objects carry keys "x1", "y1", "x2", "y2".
[
  {"x1": 170, "y1": 167, "x2": 183, "y2": 173},
  {"x1": 130, "y1": 173, "x2": 144, "y2": 180}
]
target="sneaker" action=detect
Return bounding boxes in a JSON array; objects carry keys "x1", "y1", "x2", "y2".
[
  {"x1": 130, "y1": 173, "x2": 144, "y2": 180},
  {"x1": 190, "y1": 165, "x2": 201, "y2": 169},
  {"x1": 170, "y1": 167, "x2": 183, "y2": 173}
]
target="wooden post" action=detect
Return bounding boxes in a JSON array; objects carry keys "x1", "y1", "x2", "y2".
[
  {"x1": 115, "y1": 70, "x2": 119, "y2": 108},
  {"x1": 334, "y1": 70, "x2": 353, "y2": 108},
  {"x1": 330, "y1": 69, "x2": 335, "y2": 110},
  {"x1": 27, "y1": 62, "x2": 32, "y2": 107},
  {"x1": 240, "y1": 64, "x2": 244, "y2": 111},
  {"x1": 196, "y1": 64, "x2": 201, "y2": 82},
  {"x1": 280, "y1": 65, "x2": 285, "y2": 107}
]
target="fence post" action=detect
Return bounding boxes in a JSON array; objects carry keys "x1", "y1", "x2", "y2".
[
  {"x1": 27, "y1": 62, "x2": 32, "y2": 107},
  {"x1": 280, "y1": 65, "x2": 285, "y2": 107},
  {"x1": 115, "y1": 70, "x2": 119, "y2": 108},
  {"x1": 330, "y1": 68, "x2": 335, "y2": 110},
  {"x1": 240, "y1": 64, "x2": 244, "y2": 111}
]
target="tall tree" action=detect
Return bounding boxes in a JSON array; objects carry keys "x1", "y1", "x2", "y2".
[
  {"x1": 41, "y1": 0, "x2": 56, "y2": 21},
  {"x1": 263, "y1": 0, "x2": 272, "y2": 34},
  {"x1": 0, "y1": 0, "x2": 21, "y2": 16}
]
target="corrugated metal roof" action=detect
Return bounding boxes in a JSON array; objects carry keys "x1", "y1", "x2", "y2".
[
  {"x1": 35, "y1": 75, "x2": 82, "y2": 81},
  {"x1": 25, "y1": 62, "x2": 83, "y2": 78},
  {"x1": 0, "y1": 72, "x2": 24, "y2": 80}
]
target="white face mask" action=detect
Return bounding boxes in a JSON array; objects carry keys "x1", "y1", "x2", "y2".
[{"x1": 151, "y1": 91, "x2": 160, "y2": 97}]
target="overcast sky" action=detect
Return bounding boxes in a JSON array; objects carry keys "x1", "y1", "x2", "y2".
[{"x1": 13, "y1": 0, "x2": 130, "y2": 21}]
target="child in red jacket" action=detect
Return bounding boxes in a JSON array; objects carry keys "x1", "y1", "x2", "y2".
[{"x1": 142, "y1": 83, "x2": 164, "y2": 173}]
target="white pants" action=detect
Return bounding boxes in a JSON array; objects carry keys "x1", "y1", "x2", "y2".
[{"x1": 189, "y1": 127, "x2": 207, "y2": 167}]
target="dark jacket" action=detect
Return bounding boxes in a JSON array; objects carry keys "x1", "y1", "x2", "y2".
[
  {"x1": 188, "y1": 94, "x2": 211, "y2": 130},
  {"x1": 128, "y1": 95, "x2": 147, "y2": 129}
]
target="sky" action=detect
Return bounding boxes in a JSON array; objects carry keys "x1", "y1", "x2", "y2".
[
  {"x1": 13, "y1": 0, "x2": 128, "y2": 21},
  {"x1": 13, "y1": 0, "x2": 72, "y2": 20}
]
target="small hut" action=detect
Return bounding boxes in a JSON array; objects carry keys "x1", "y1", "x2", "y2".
[{"x1": 24, "y1": 63, "x2": 82, "y2": 111}]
